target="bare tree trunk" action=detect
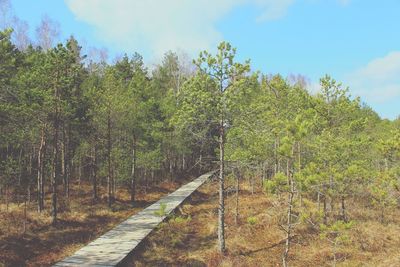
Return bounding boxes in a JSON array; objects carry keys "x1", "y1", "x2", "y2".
[
  {"x1": 28, "y1": 185, "x2": 31, "y2": 204},
  {"x1": 235, "y1": 170, "x2": 239, "y2": 226},
  {"x1": 262, "y1": 162, "x2": 266, "y2": 186},
  {"x1": 297, "y1": 142, "x2": 301, "y2": 170},
  {"x1": 297, "y1": 142, "x2": 303, "y2": 208},
  {"x1": 112, "y1": 165, "x2": 116, "y2": 201},
  {"x1": 277, "y1": 138, "x2": 281, "y2": 173},
  {"x1": 218, "y1": 119, "x2": 225, "y2": 253},
  {"x1": 274, "y1": 137, "x2": 278, "y2": 175},
  {"x1": 144, "y1": 169, "x2": 148, "y2": 194},
  {"x1": 283, "y1": 145, "x2": 295, "y2": 267},
  {"x1": 61, "y1": 128, "x2": 65, "y2": 189},
  {"x1": 283, "y1": 173, "x2": 295, "y2": 267},
  {"x1": 92, "y1": 145, "x2": 98, "y2": 200},
  {"x1": 37, "y1": 126, "x2": 46, "y2": 212},
  {"x1": 18, "y1": 148, "x2": 23, "y2": 186},
  {"x1": 130, "y1": 136, "x2": 137, "y2": 204},
  {"x1": 23, "y1": 194, "x2": 27, "y2": 234},
  {"x1": 107, "y1": 112, "x2": 112, "y2": 208},
  {"x1": 62, "y1": 127, "x2": 70, "y2": 199},
  {"x1": 286, "y1": 159, "x2": 290, "y2": 180},
  {"x1": 199, "y1": 153, "x2": 203, "y2": 172},
  {"x1": 340, "y1": 196, "x2": 347, "y2": 222},
  {"x1": 78, "y1": 160, "x2": 81, "y2": 186},
  {"x1": 323, "y1": 195, "x2": 327, "y2": 224},
  {"x1": 5, "y1": 184, "x2": 9, "y2": 212},
  {"x1": 28, "y1": 149, "x2": 33, "y2": 204},
  {"x1": 169, "y1": 158, "x2": 173, "y2": 180},
  {"x1": 51, "y1": 77, "x2": 62, "y2": 225},
  {"x1": 52, "y1": 115, "x2": 59, "y2": 225}
]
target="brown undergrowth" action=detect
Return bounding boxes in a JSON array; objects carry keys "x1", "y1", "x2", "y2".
[
  {"x1": 0, "y1": 178, "x2": 187, "y2": 267},
  {"x1": 128, "y1": 179, "x2": 400, "y2": 267}
]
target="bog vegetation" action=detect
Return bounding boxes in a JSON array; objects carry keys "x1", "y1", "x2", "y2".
[{"x1": 0, "y1": 12, "x2": 399, "y2": 267}]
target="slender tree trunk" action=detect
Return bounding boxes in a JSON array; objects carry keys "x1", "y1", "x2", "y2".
[
  {"x1": 78, "y1": 160, "x2": 81, "y2": 186},
  {"x1": 341, "y1": 196, "x2": 347, "y2": 222},
  {"x1": 144, "y1": 169, "x2": 147, "y2": 194},
  {"x1": 277, "y1": 138, "x2": 281, "y2": 173},
  {"x1": 218, "y1": 118, "x2": 225, "y2": 253},
  {"x1": 286, "y1": 159, "x2": 290, "y2": 180},
  {"x1": 323, "y1": 195, "x2": 327, "y2": 224},
  {"x1": 297, "y1": 142, "x2": 301, "y2": 170},
  {"x1": 169, "y1": 158, "x2": 173, "y2": 180},
  {"x1": 61, "y1": 128, "x2": 66, "y2": 189},
  {"x1": 28, "y1": 149, "x2": 33, "y2": 204},
  {"x1": 18, "y1": 148, "x2": 23, "y2": 186},
  {"x1": 52, "y1": 107, "x2": 60, "y2": 225},
  {"x1": 112, "y1": 165, "x2": 116, "y2": 201},
  {"x1": 5, "y1": 184, "x2": 9, "y2": 212},
  {"x1": 297, "y1": 142, "x2": 302, "y2": 208},
  {"x1": 28, "y1": 186, "x2": 31, "y2": 204},
  {"x1": 92, "y1": 145, "x2": 98, "y2": 200},
  {"x1": 52, "y1": 138, "x2": 59, "y2": 225},
  {"x1": 235, "y1": 170, "x2": 239, "y2": 226},
  {"x1": 262, "y1": 162, "x2": 266, "y2": 185},
  {"x1": 37, "y1": 126, "x2": 46, "y2": 212},
  {"x1": 274, "y1": 137, "x2": 278, "y2": 175},
  {"x1": 145, "y1": 169, "x2": 149, "y2": 192},
  {"x1": 107, "y1": 112, "x2": 112, "y2": 208},
  {"x1": 251, "y1": 175, "x2": 254, "y2": 195},
  {"x1": 130, "y1": 135, "x2": 137, "y2": 204},
  {"x1": 283, "y1": 146, "x2": 295, "y2": 267},
  {"x1": 199, "y1": 153, "x2": 203, "y2": 172},
  {"x1": 63, "y1": 127, "x2": 70, "y2": 199},
  {"x1": 283, "y1": 174, "x2": 294, "y2": 267},
  {"x1": 23, "y1": 194, "x2": 27, "y2": 234}
]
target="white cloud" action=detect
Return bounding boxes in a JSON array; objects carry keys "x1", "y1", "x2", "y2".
[
  {"x1": 65, "y1": 0, "x2": 296, "y2": 57},
  {"x1": 65, "y1": 0, "x2": 351, "y2": 58},
  {"x1": 337, "y1": 0, "x2": 351, "y2": 6},
  {"x1": 345, "y1": 51, "x2": 400, "y2": 103},
  {"x1": 254, "y1": 0, "x2": 295, "y2": 21}
]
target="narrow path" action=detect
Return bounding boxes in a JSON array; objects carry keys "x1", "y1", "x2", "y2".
[{"x1": 53, "y1": 172, "x2": 215, "y2": 267}]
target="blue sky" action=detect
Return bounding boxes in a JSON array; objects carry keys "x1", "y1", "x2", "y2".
[{"x1": 6, "y1": 0, "x2": 400, "y2": 119}]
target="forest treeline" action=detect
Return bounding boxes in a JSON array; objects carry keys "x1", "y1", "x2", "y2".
[
  {"x1": 1, "y1": 21, "x2": 400, "y2": 265},
  {"x1": 0, "y1": 27, "x2": 212, "y2": 219}
]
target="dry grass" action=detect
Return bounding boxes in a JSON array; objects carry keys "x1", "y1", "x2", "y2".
[
  {"x1": 0, "y1": 178, "x2": 186, "y2": 267},
  {"x1": 127, "y1": 179, "x2": 400, "y2": 267},
  {"x1": 2, "y1": 176, "x2": 399, "y2": 267}
]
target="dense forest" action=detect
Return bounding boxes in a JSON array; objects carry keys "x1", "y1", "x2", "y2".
[{"x1": 1, "y1": 12, "x2": 400, "y2": 267}]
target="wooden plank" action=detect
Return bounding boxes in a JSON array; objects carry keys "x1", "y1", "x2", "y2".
[{"x1": 53, "y1": 172, "x2": 214, "y2": 267}]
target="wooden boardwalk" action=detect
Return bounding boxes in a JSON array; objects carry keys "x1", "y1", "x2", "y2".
[{"x1": 53, "y1": 172, "x2": 214, "y2": 267}]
